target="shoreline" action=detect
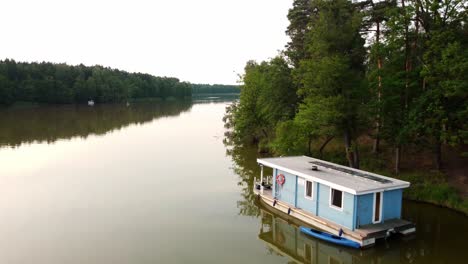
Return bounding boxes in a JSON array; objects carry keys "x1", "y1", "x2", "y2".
[{"x1": 403, "y1": 196, "x2": 468, "y2": 217}]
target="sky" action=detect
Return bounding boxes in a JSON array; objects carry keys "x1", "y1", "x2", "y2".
[{"x1": 0, "y1": 0, "x2": 293, "y2": 85}]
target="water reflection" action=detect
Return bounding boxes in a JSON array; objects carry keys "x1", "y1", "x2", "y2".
[
  {"x1": 227, "y1": 142, "x2": 468, "y2": 263},
  {"x1": 0, "y1": 100, "x2": 192, "y2": 148},
  {"x1": 226, "y1": 143, "x2": 263, "y2": 217},
  {"x1": 258, "y1": 206, "x2": 406, "y2": 264},
  {"x1": 192, "y1": 94, "x2": 239, "y2": 104}
]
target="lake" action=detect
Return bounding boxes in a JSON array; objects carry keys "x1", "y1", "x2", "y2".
[{"x1": 0, "y1": 97, "x2": 467, "y2": 263}]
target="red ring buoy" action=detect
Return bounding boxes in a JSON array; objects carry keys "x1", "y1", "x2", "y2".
[{"x1": 276, "y1": 174, "x2": 285, "y2": 185}]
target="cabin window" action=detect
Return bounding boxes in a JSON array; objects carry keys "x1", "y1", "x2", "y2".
[
  {"x1": 305, "y1": 180, "x2": 313, "y2": 199},
  {"x1": 330, "y1": 188, "x2": 343, "y2": 209},
  {"x1": 373, "y1": 192, "x2": 382, "y2": 223}
]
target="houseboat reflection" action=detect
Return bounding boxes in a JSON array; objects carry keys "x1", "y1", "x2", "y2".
[{"x1": 257, "y1": 206, "x2": 404, "y2": 264}]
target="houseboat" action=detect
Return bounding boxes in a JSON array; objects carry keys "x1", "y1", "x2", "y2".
[{"x1": 254, "y1": 156, "x2": 416, "y2": 248}]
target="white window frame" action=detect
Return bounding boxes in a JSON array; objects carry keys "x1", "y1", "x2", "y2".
[
  {"x1": 304, "y1": 180, "x2": 314, "y2": 200},
  {"x1": 329, "y1": 188, "x2": 344, "y2": 211},
  {"x1": 372, "y1": 192, "x2": 383, "y2": 224}
]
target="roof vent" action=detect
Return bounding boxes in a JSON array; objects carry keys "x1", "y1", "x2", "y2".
[{"x1": 311, "y1": 165, "x2": 318, "y2": 171}]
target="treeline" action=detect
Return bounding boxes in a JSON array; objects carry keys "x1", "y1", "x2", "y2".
[
  {"x1": 191, "y1": 83, "x2": 240, "y2": 94},
  {"x1": 0, "y1": 59, "x2": 192, "y2": 105},
  {"x1": 225, "y1": 0, "x2": 467, "y2": 173}
]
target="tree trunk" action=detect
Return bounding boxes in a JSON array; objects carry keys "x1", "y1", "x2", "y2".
[
  {"x1": 395, "y1": 146, "x2": 401, "y2": 174},
  {"x1": 308, "y1": 136, "x2": 312, "y2": 156},
  {"x1": 372, "y1": 136, "x2": 380, "y2": 154},
  {"x1": 434, "y1": 139, "x2": 442, "y2": 170},
  {"x1": 373, "y1": 19, "x2": 382, "y2": 154},
  {"x1": 353, "y1": 142, "x2": 360, "y2": 169},
  {"x1": 402, "y1": 0, "x2": 411, "y2": 108},
  {"x1": 319, "y1": 136, "x2": 334, "y2": 159},
  {"x1": 261, "y1": 128, "x2": 269, "y2": 140},
  {"x1": 344, "y1": 131, "x2": 356, "y2": 168}
]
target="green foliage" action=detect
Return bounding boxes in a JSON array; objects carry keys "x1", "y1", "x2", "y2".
[
  {"x1": 0, "y1": 59, "x2": 192, "y2": 105},
  {"x1": 230, "y1": 56, "x2": 297, "y2": 145},
  {"x1": 415, "y1": 31, "x2": 468, "y2": 145},
  {"x1": 227, "y1": 0, "x2": 467, "y2": 163},
  {"x1": 272, "y1": 120, "x2": 309, "y2": 155},
  {"x1": 224, "y1": 0, "x2": 467, "y2": 214},
  {"x1": 293, "y1": 0, "x2": 367, "y2": 167},
  {"x1": 0, "y1": 75, "x2": 14, "y2": 105},
  {"x1": 366, "y1": 1, "x2": 420, "y2": 150},
  {"x1": 285, "y1": 0, "x2": 319, "y2": 67}
]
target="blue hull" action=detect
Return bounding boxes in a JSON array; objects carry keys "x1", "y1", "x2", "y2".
[{"x1": 300, "y1": 226, "x2": 361, "y2": 249}]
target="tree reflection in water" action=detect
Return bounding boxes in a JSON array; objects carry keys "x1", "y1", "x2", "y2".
[
  {"x1": 0, "y1": 100, "x2": 193, "y2": 148},
  {"x1": 225, "y1": 141, "x2": 263, "y2": 217}
]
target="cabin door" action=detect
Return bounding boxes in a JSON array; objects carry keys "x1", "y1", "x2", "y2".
[{"x1": 373, "y1": 192, "x2": 382, "y2": 223}]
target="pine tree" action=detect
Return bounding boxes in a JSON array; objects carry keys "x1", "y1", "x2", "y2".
[{"x1": 295, "y1": 0, "x2": 367, "y2": 168}]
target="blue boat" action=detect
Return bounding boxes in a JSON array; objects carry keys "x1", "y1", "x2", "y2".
[{"x1": 299, "y1": 226, "x2": 361, "y2": 249}]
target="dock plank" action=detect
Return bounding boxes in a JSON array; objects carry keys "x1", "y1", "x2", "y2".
[{"x1": 356, "y1": 219, "x2": 415, "y2": 238}]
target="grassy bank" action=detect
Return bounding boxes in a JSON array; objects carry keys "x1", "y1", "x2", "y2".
[
  {"x1": 395, "y1": 171, "x2": 468, "y2": 215},
  {"x1": 355, "y1": 144, "x2": 468, "y2": 216},
  {"x1": 354, "y1": 150, "x2": 468, "y2": 215}
]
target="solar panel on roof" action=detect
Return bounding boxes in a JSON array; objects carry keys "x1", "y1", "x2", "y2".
[{"x1": 308, "y1": 161, "x2": 392, "y2": 184}]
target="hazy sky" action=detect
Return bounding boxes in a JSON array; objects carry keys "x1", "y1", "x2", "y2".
[{"x1": 0, "y1": 0, "x2": 292, "y2": 85}]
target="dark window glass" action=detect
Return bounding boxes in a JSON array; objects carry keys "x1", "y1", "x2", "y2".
[
  {"x1": 331, "y1": 189, "x2": 342, "y2": 208},
  {"x1": 306, "y1": 181, "x2": 313, "y2": 198},
  {"x1": 374, "y1": 192, "x2": 381, "y2": 222}
]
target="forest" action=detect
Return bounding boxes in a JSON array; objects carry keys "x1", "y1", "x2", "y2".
[
  {"x1": 225, "y1": 0, "x2": 467, "y2": 212},
  {"x1": 0, "y1": 59, "x2": 192, "y2": 105}
]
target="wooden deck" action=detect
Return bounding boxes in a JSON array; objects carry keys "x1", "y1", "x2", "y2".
[
  {"x1": 357, "y1": 218, "x2": 415, "y2": 238},
  {"x1": 254, "y1": 188, "x2": 415, "y2": 247}
]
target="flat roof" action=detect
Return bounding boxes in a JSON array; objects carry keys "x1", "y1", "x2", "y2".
[{"x1": 257, "y1": 156, "x2": 410, "y2": 195}]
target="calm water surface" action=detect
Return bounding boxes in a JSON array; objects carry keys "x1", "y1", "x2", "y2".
[{"x1": 0, "y1": 98, "x2": 467, "y2": 263}]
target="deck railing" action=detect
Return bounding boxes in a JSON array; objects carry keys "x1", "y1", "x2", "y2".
[{"x1": 254, "y1": 176, "x2": 273, "y2": 195}]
